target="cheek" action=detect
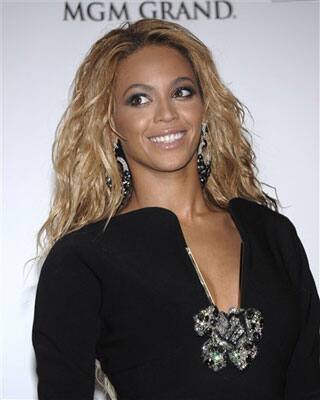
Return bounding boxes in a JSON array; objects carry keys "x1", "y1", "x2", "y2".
[
  {"x1": 178, "y1": 100, "x2": 204, "y2": 125},
  {"x1": 114, "y1": 107, "x2": 150, "y2": 137}
]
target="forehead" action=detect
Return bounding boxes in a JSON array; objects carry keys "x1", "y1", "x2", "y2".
[{"x1": 114, "y1": 45, "x2": 195, "y2": 90}]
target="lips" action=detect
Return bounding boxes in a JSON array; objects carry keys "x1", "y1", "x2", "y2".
[
  {"x1": 148, "y1": 128, "x2": 187, "y2": 143},
  {"x1": 149, "y1": 131, "x2": 185, "y2": 144}
]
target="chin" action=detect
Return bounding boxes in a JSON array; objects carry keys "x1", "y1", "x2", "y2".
[{"x1": 151, "y1": 156, "x2": 194, "y2": 173}]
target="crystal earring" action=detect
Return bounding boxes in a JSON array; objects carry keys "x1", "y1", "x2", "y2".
[
  {"x1": 106, "y1": 139, "x2": 132, "y2": 201},
  {"x1": 197, "y1": 122, "x2": 211, "y2": 187}
]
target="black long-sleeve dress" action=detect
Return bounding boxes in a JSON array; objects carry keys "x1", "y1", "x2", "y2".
[{"x1": 32, "y1": 197, "x2": 320, "y2": 399}]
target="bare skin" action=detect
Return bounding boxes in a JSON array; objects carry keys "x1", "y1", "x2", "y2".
[
  {"x1": 179, "y1": 210, "x2": 242, "y2": 312},
  {"x1": 113, "y1": 45, "x2": 242, "y2": 313}
]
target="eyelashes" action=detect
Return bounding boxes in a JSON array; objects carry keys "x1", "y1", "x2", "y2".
[
  {"x1": 127, "y1": 93, "x2": 150, "y2": 107},
  {"x1": 173, "y1": 86, "x2": 195, "y2": 98},
  {"x1": 126, "y1": 86, "x2": 195, "y2": 107}
]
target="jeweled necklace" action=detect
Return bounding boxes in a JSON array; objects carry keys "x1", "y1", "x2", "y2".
[{"x1": 186, "y1": 243, "x2": 264, "y2": 372}]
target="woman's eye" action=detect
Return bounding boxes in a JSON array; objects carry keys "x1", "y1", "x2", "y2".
[
  {"x1": 128, "y1": 94, "x2": 150, "y2": 106},
  {"x1": 174, "y1": 87, "x2": 194, "y2": 98}
]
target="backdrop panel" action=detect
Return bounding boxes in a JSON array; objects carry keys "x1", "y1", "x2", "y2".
[{"x1": 2, "y1": 1, "x2": 318, "y2": 398}]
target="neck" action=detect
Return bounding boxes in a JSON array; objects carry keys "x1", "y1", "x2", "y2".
[{"x1": 120, "y1": 161, "x2": 214, "y2": 222}]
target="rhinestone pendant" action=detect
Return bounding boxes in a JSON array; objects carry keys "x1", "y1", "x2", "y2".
[{"x1": 193, "y1": 304, "x2": 264, "y2": 371}]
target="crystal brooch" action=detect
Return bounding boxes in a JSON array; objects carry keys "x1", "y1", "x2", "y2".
[{"x1": 193, "y1": 304, "x2": 264, "y2": 371}]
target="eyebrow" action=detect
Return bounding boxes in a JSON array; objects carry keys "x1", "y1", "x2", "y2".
[{"x1": 122, "y1": 76, "x2": 196, "y2": 98}]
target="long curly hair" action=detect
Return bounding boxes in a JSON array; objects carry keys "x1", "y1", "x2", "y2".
[
  {"x1": 34, "y1": 19, "x2": 279, "y2": 398},
  {"x1": 37, "y1": 18, "x2": 279, "y2": 256}
]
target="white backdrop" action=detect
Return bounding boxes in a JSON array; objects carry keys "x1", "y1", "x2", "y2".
[{"x1": 1, "y1": 0, "x2": 319, "y2": 399}]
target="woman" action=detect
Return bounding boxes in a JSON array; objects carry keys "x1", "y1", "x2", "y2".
[{"x1": 32, "y1": 18, "x2": 320, "y2": 400}]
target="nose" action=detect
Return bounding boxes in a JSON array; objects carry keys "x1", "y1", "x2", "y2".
[{"x1": 154, "y1": 96, "x2": 178, "y2": 123}]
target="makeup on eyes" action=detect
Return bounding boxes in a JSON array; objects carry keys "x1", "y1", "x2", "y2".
[
  {"x1": 126, "y1": 93, "x2": 150, "y2": 106},
  {"x1": 126, "y1": 85, "x2": 196, "y2": 107},
  {"x1": 172, "y1": 86, "x2": 195, "y2": 97}
]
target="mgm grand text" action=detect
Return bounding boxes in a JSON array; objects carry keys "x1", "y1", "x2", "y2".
[{"x1": 63, "y1": 1, "x2": 235, "y2": 22}]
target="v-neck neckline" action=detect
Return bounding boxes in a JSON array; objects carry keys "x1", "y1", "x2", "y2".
[
  {"x1": 110, "y1": 197, "x2": 250, "y2": 311},
  {"x1": 185, "y1": 242, "x2": 245, "y2": 314},
  {"x1": 153, "y1": 200, "x2": 248, "y2": 313}
]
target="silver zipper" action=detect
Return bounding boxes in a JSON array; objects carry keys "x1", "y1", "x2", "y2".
[
  {"x1": 239, "y1": 241, "x2": 244, "y2": 308},
  {"x1": 185, "y1": 246, "x2": 215, "y2": 305},
  {"x1": 185, "y1": 242, "x2": 245, "y2": 309}
]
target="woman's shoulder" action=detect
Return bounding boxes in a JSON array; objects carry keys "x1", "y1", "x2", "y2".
[
  {"x1": 231, "y1": 197, "x2": 313, "y2": 290},
  {"x1": 229, "y1": 196, "x2": 297, "y2": 236},
  {"x1": 40, "y1": 219, "x2": 108, "y2": 276}
]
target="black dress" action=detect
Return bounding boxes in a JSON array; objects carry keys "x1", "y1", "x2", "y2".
[{"x1": 32, "y1": 197, "x2": 320, "y2": 400}]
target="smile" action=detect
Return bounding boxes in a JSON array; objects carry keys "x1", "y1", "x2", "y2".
[{"x1": 149, "y1": 131, "x2": 185, "y2": 144}]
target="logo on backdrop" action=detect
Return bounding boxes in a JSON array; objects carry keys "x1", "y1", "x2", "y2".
[{"x1": 63, "y1": 1, "x2": 236, "y2": 22}]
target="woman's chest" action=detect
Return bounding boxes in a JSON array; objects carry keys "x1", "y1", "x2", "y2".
[
  {"x1": 96, "y1": 237, "x2": 300, "y2": 393},
  {"x1": 179, "y1": 218, "x2": 243, "y2": 313},
  {"x1": 98, "y1": 235, "x2": 300, "y2": 356}
]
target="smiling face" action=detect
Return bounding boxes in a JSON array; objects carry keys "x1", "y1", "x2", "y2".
[{"x1": 113, "y1": 44, "x2": 204, "y2": 178}]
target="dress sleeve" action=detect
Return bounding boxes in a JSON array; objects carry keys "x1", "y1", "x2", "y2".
[
  {"x1": 283, "y1": 220, "x2": 320, "y2": 399},
  {"x1": 32, "y1": 239, "x2": 102, "y2": 400}
]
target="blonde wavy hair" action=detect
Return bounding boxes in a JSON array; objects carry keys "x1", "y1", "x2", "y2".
[{"x1": 35, "y1": 18, "x2": 279, "y2": 398}]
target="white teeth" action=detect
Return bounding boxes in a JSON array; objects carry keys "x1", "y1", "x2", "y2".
[{"x1": 149, "y1": 132, "x2": 184, "y2": 144}]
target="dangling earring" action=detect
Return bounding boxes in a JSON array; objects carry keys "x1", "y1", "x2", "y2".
[
  {"x1": 106, "y1": 139, "x2": 132, "y2": 201},
  {"x1": 197, "y1": 122, "x2": 211, "y2": 187}
]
